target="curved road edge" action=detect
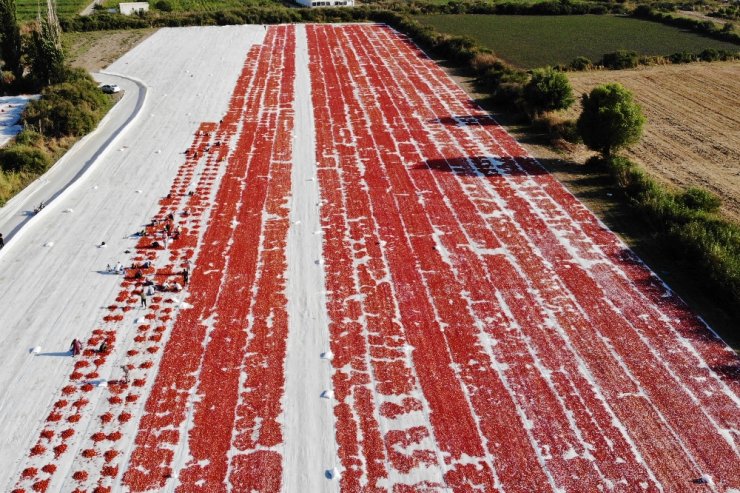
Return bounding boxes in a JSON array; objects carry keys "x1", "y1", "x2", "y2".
[{"x1": 0, "y1": 72, "x2": 148, "y2": 258}]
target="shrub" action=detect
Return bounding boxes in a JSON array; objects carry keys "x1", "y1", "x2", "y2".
[
  {"x1": 631, "y1": 5, "x2": 740, "y2": 44},
  {"x1": 601, "y1": 50, "x2": 639, "y2": 69},
  {"x1": 0, "y1": 144, "x2": 51, "y2": 173},
  {"x1": 13, "y1": 129, "x2": 43, "y2": 146},
  {"x1": 470, "y1": 52, "x2": 499, "y2": 74},
  {"x1": 0, "y1": 70, "x2": 17, "y2": 94},
  {"x1": 577, "y1": 83, "x2": 645, "y2": 158},
  {"x1": 569, "y1": 56, "x2": 593, "y2": 71},
  {"x1": 155, "y1": 0, "x2": 172, "y2": 11},
  {"x1": 669, "y1": 51, "x2": 696, "y2": 63},
  {"x1": 496, "y1": 81, "x2": 525, "y2": 106},
  {"x1": 699, "y1": 48, "x2": 721, "y2": 61},
  {"x1": 601, "y1": 154, "x2": 740, "y2": 318},
  {"x1": 22, "y1": 75, "x2": 108, "y2": 138},
  {"x1": 678, "y1": 187, "x2": 721, "y2": 213},
  {"x1": 523, "y1": 67, "x2": 575, "y2": 115}
]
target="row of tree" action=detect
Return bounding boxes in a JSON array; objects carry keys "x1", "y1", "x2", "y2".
[
  {"x1": 0, "y1": 0, "x2": 65, "y2": 94},
  {"x1": 511, "y1": 67, "x2": 644, "y2": 159}
]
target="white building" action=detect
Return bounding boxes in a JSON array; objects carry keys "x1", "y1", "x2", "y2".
[{"x1": 119, "y1": 2, "x2": 149, "y2": 15}]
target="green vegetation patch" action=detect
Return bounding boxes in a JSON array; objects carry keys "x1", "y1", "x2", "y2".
[
  {"x1": 98, "y1": 0, "x2": 278, "y2": 14},
  {"x1": 16, "y1": 0, "x2": 90, "y2": 21},
  {"x1": 415, "y1": 14, "x2": 740, "y2": 68},
  {"x1": 16, "y1": 0, "x2": 279, "y2": 21}
]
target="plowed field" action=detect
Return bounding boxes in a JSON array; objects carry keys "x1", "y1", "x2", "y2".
[{"x1": 568, "y1": 62, "x2": 740, "y2": 222}]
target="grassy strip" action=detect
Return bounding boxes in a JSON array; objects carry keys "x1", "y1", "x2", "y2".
[
  {"x1": 603, "y1": 156, "x2": 740, "y2": 323},
  {"x1": 632, "y1": 5, "x2": 740, "y2": 45},
  {"x1": 0, "y1": 135, "x2": 83, "y2": 205}
]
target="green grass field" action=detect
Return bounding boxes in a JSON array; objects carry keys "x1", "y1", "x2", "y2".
[
  {"x1": 415, "y1": 14, "x2": 740, "y2": 68},
  {"x1": 16, "y1": 0, "x2": 91, "y2": 21}
]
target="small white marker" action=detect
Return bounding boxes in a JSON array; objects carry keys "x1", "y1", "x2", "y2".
[
  {"x1": 320, "y1": 351, "x2": 333, "y2": 361},
  {"x1": 320, "y1": 390, "x2": 334, "y2": 399}
]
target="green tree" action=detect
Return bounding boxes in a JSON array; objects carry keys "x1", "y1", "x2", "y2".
[
  {"x1": 0, "y1": 144, "x2": 51, "y2": 173},
  {"x1": 0, "y1": 0, "x2": 23, "y2": 82},
  {"x1": 23, "y1": 77, "x2": 106, "y2": 138},
  {"x1": 29, "y1": 0, "x2": 65, "y2": 88},
  {"x1": 577, "y1": 83, "x2": 645, "y2": 158},
  {"x1": 523, "y1": 67, "x2": 575, "y2": 115},
  {"x1": 601, "y1": 50, "x2": 639, "y2": 70}
]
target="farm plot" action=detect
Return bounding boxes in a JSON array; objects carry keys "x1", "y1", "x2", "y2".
[
  {"x1": 568, "y1": 61, "x2": 740, "y2": 223},
  {"x1": 1, "y1": 23, "x2": 738, "y2": 493},
  {"x1": 415, "y1": 15, "x2": 740, "y2": 68}
]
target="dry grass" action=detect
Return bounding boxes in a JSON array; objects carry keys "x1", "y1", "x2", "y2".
[
  {"x1": 62, "y1": 29, "x2": 157, "y2": 72},
  {"x1": 567, "y1": 61, "x2": 740, "y2": 222},
  {"x1": 0, "y1": 171, "x2": 34, "y2": 207}
]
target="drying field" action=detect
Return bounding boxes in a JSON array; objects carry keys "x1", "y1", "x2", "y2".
[
  {"x1": 0, "y1": 24, "x2": 738, "y2": 493},
  {"x1": 415, "y1": 14, "x2": 740, "y2": 68},
  {"x1": 568, "y1": 61, "x2": 740, "y2": 222}
]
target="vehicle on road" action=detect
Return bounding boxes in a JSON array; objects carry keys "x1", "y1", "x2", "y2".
[{"x1": 101, "y1": 84, "x2": 121, "y2": 94}]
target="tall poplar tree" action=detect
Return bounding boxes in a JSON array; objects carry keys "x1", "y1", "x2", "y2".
[
  {"x1": 30, "y1": 0, "x2": 65, "y2": 87},
  {"x1": 0, "y1": 0, "x2": 23, "y2": 82}
]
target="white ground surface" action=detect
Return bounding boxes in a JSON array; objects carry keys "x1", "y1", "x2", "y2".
[
  {"x1": 0, "y1": 95, "x2": 38, "y2": 148},
  {"x1": 282, "y1": 25, "x2": 338, "y2": 493},
  {"x1": 0, "y1": 75, "x2": 142, "y2": 241},
  {"x1": 0, "y1": 25, "x2": 270, "y2": 490}
]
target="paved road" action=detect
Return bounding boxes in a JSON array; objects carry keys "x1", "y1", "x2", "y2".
[{"x1": 0, "y1": 72, "x2": 146, "y2": 246}]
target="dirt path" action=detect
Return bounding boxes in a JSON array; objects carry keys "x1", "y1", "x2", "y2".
[{"x1": 568, "y1": 61, "x2": 740, "y2": 222}]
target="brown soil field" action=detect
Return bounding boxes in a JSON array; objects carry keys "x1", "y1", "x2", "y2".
[
  {"x1": 63, "y1": 28, "x2": 157, "y2": 72},
  {"x1": 568, "y1": 61, "x2": 740, "y2": 222}
]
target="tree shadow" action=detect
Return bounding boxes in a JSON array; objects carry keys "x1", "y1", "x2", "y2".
[
  {"x1": 36, "y1": 351, "x2": 72, "y2": 357},
  {"x1": 429, "y1": 116, "x2": 498, "y2": 127},
  {"x1": 414, "y1": 155, "x2": 547, "y2": 178},
  {"x1": 710, "y1": 364, "x2": 740, "y2": 382}
]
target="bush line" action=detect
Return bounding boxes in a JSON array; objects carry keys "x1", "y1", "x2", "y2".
[
  {"x1": 631, "y1": 5, "x2": 740, "y2": 46},
  {"x1": 599, "y1": 155, "x2": 740, "y2": 321}
]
